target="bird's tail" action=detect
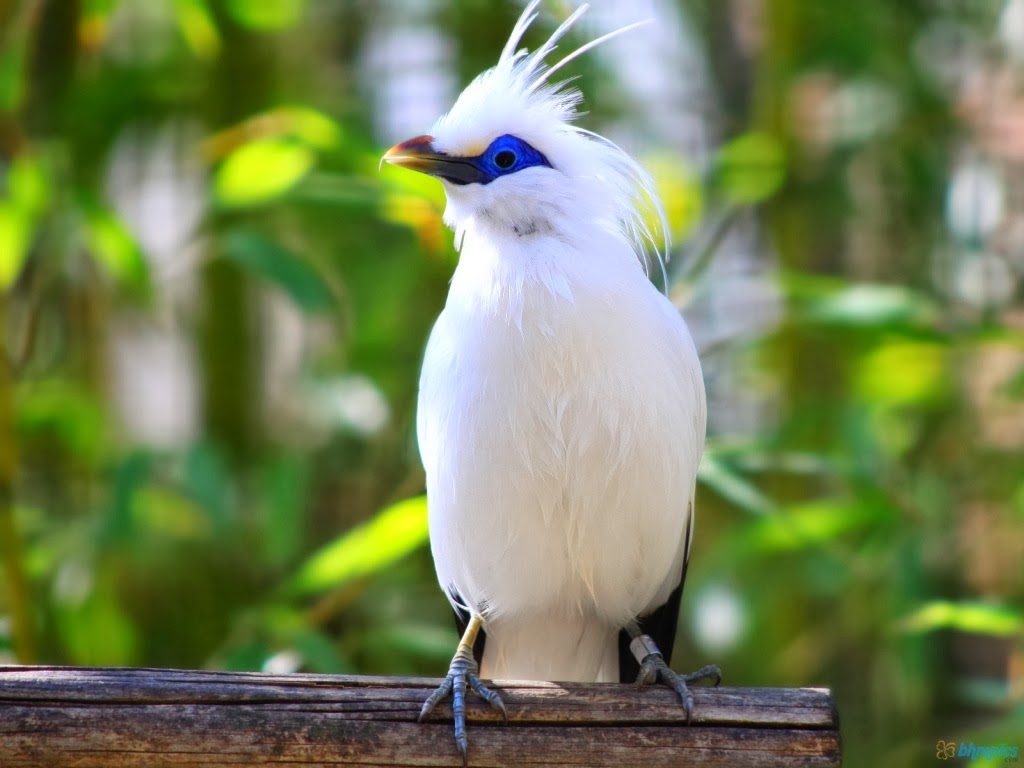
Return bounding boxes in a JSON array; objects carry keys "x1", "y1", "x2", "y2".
[{"x1": 480, "y1": 616, "x2": 618, "y2": 683}]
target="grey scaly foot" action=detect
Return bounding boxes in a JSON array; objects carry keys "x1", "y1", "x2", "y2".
[
  {"x1": 419, "y1": 614, "x2": 506, "y2": 766},
  {"x1": 630, "y1": 633, "x2": 720, "y2": 723}
]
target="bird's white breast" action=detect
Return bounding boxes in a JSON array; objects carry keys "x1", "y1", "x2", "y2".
[{"x1": 417, "y1": 223, "x2": 705, "y2": 632}]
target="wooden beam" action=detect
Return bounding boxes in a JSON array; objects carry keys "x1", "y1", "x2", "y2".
[{"x1": 0, "y1": 666, "x2": 841, "y2": 767}]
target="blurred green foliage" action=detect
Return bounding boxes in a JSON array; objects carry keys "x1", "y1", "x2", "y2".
[{"x1": 0, "y1": 1, "x2": 1022, "y2": 766}]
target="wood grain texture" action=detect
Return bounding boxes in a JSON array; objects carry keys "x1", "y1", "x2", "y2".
[{"x1": 0, "y1": 666, "x2": 841, "y2": 767}]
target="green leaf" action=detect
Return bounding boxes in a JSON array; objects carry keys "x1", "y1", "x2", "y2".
[
  {"x1": 289, "y1": 495, "x2": 428, "y2": 595},
  {"x1": 103, "y1": 452, "x2": 152, "y2": 544},
  {"x1": 172, "y1": 0, "x2": 221, "y2": 59},
  {"x1": 271, "y1": 106, "x2": 342, "y2": 151},
  {"x1": 8, "y1": 155, "x2": 50, "y2": 215},
  {"x1": 220, "y1": 640, "x2": 274, "y2": 672},
  {"x1": 0, "y1": 202, "x2": 31, "y2": 290},
  {"x1": 0, "y1": 156, "x2": 51, "y2": 290},
  {"x1": 221, "y1": 229, "x2": 334, "y2": 314},
  {"x1": 226, "y1": 0, "x2": 303, "y2": 30},
  {"x1": 15, "y1": 379, "x2": 108, "y2": 462},
  {"x1": 260, "y1": 454, "x2": 308, "y2": 565},
  {"x1": 184, "y1": 441, "x2": 232, "y2": 531},
  {"x1": 800, "y1": 282, "x2": 938, "y2": 330},
  {"x1": 132, "y1": 486, "x2": 211, "y2": 540},
  {"x1": 714, "y1": 132, "x2": 786, "y2": 204},
  {"x1": 855, "y1": 340, "x2": 950, "y2": 407},
  {"x1": 898, "y1": 601, "x2": 1023, "y2": 637},
  {"x1": 644, "y1": 150, "x2": 703, "y2": 242},
  {"x1": 214, "y1": 138, "x2": 314, "y2": 208},
  {"x1": 747, "y1": 498, "x2": 878, "y2": 552},
  {"x1": 362, "y1": 623, "x2": 458, "y2": 662},
  {"x1": 82, "y1": 205, "x2": 149, "y2": 291},
  {"x1": 54, "y1": 571, "x2": 140, "y2": 666},
  {"x1": 294, "y1": 173, "x2": 380, "y2": 208},
  {"x1": 705, "y1": 441, "x2": 835, "y2": 476},
  {"x1": 699, "y1": 453, "x2": 777, "y2": 515},
  {"x1": 286, "y1": 629, "x2": 353, "y2": 673}
]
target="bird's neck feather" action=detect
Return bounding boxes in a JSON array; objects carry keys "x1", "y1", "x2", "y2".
[{"x1": 446, "y1": 214, "x2": 643, "y2": 332}]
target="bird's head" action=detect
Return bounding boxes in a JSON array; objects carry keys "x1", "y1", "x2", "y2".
[{"x1": 382, "y1": 1, "x2": 667, "y2": 267}]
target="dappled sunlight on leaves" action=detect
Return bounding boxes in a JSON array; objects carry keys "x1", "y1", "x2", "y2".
[{"x1": 0, "y1": 4, "x2": 1021, "y2": 764}]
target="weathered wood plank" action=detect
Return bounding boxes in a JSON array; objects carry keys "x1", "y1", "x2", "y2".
[{"x1": 0, "y1": 666, "x2": 841, "y2": 767}]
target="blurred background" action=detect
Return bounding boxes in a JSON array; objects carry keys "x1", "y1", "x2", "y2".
[{"x1": 1, "y1": 0, "x2": 1022, "y2": 765}]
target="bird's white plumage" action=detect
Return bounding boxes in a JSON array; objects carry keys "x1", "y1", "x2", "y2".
[{"x1": 416, "y1": 1, "x2": 706, "y2": 683}]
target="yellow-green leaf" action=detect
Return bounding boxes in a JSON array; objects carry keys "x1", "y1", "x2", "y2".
[
  {"x1": 748, "y1": 498, "x2": 877, "y2": 551},
  {"x1": 226, "y1": 0, "x2": 303, "y2": 31},
  {"x1": 173, "y1": 0, "x2": 221, "y2": 59},
  {"x1": 0, "y1": 156, "x2": 51, "y2": 290},
  {"x1": 645, "y1": 151, "x2": 703, "y2": 241},
  {"x1": 898, "y1": 601, "x2": 1023, "y2": 637},
  {"x1": 54, "y1": 567, "x2": 140, "y2": 666},
  {"x1": 856, "y1": 340, "x2": 950, "y2": 407},
  {"x1": 273, "y1": 106, "x2": 341, "y2": 151},
  {"x1": 0, "y1": 202, "x2": 31, "y2": 290},
  {"x1": 289, "y1": 496, "x2": 428, "y2": 595},
  {"x1": 714, "y1": 132, "x2": 786, "y2": 204},
  {"x1": 8, "y1": 155, "x2": 50, "y2": 215},
  {"x1": 83, "y1": 207, "x2": 149, "y2": 290},
  {"x1": 214, "y1": 138, "x2": 314, "y2": 208}
]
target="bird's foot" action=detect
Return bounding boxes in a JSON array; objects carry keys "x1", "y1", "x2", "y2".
[
  {"x1": 419, "y1": 637, "x2": 507, "y2": 766},
  {"x1": 631, "y1": 634, "x2": 720, "y2": 723}
]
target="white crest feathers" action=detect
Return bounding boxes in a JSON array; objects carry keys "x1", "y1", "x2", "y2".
[{"x1": 430, "y1": 1, "x2": 670, "y2": 279}]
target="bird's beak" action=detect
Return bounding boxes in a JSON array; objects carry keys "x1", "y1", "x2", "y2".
[{"x1": 381, "y1": 135, "x2": 486, "y2": 186}]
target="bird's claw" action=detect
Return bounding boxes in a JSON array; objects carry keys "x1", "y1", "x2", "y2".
[
  {"x1": 636, "y1": 652, "x2": 720, "y2": 724},
  {"x1": 419, "y1": 642, "x2": 506, "y2": 765}
]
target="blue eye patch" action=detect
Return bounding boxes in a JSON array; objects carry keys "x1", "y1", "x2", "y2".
[
  {"x1": 472, "y1": 134, "x2": 552, "y2": 184},
  {"x1": 427, "y1": 134, "x2": 551, "y2": 186}
]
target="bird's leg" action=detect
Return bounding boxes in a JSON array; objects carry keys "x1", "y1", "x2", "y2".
[
  {"x1": 625, "y1": 620, "x2": 720, "y2": 723},
  {"x1": 419, "y1": 612, "x2": 507, "y2": 765}
]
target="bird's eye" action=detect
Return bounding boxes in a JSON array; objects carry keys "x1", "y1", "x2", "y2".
[
  {"x1": 494, "y1": 150, "x2": 517, "y2": 169},
  {"x1": 471, "y1": 135, "x2": 550, "y2": 183}
]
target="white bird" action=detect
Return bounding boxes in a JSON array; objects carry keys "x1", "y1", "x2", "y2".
[{"x1": 383, "y1": 2, "x2": 718, "y2": 761}]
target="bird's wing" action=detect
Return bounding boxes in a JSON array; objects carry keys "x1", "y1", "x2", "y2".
[{"x1": 616, "y1": 503, "x2": 694, "y2": 682}]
